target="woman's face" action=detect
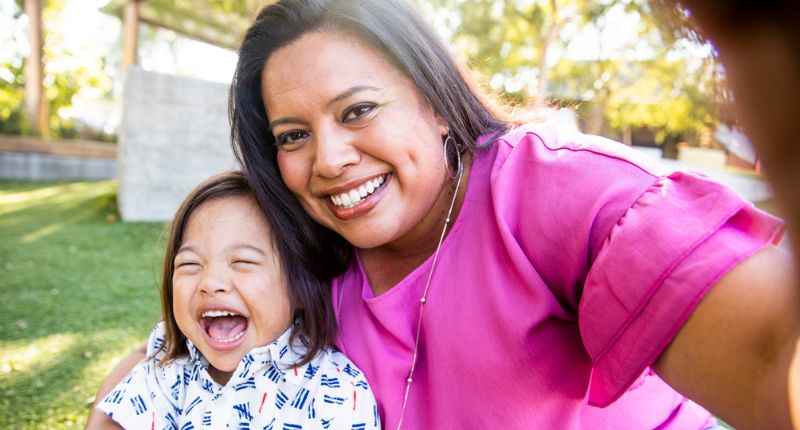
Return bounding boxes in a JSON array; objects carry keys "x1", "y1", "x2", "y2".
[{"x1": 261, "y1": 30, "x2": 452, "y2": 250}]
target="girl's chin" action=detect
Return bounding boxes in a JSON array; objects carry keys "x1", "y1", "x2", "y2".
[
  {"x1": 206, "y1": 354, "x2": 243, "y2": 374},
  {"x1": 207, "y1": 365, "x2": 235, "y2": 385}
]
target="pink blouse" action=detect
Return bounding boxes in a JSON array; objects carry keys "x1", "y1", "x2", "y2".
[{"x1": 332, "y1": 124, "x2": 783, "y2": 429}]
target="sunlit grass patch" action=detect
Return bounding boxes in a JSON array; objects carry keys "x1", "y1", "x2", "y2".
[{"x1": 0, "y1": 179, "x2": 166, "y2": 429}]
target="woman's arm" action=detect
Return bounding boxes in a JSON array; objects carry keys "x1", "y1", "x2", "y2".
[
  {"x1": 654, "y1": 245, "x2": 800, "y2": 429},
  {"x1": 84, "y1": 344, "x2": 146, "y2": 430}
]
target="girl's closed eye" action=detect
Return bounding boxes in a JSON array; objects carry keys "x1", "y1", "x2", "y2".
[
  {"x1": 175, "y1": 259, "x2": 201, "y2": 272},
  {"x1": 231, "y1": 248, "x2": 267, "y2": 268},
  {"x1": 232, "y1": 258, "x2": 259, "y2": 267}
]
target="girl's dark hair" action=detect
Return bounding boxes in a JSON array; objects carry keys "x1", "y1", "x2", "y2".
[
  {"x1": 160, "y1": 171, "x2": 335, "y2": 367},
  {"x1": 230, "y1": 0, "x2": 509, "y2": 277}
]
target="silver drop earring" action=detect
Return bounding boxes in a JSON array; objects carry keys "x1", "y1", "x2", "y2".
[{"x1": 442, "y1": 135, "x2": 464, "y2": 179}]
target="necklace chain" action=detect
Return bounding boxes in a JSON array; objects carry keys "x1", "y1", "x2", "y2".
[{"x1": 395, "y1": 160, "x2": 465, "y2": 430}]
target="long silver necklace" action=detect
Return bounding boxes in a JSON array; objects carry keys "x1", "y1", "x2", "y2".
[{"x1": 395, "y1": 157, "x2": 465, "y2": 430}]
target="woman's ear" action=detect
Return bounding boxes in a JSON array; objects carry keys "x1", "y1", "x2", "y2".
[{"x1": 435, "y1": 113, "x2": 449, "y2": 137}]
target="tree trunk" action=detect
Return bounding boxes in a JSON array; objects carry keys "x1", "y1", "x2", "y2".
[
  {"x1": 525, "y1": 0, "x2": 562, "y2": 104},
  {"x1": 23, "y1": 0, "x2": 47, "y2": 136}
]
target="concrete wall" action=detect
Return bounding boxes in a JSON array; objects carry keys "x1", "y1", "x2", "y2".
[
  {"x1": 0, "y1": 135, "x2": 117, "y2": 180},
  {"x1": 118, "y1": 67, "x2": 238, "y2": 221},
  {"x1": 0, "y1": 152, "x2": 116, "y2": 180}
]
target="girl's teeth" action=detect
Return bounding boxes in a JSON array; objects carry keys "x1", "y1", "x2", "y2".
[
  {"x1": 366, "y1": 181, "x2": 375, "y2": 193},
  {"x1": 214, "y1": 331, "x2": 245, "y2": 343},
  {"x1": 358, "y1": 186, "x2": 368, "y2": 198},
  {"x1": 202, "y1": 310, "x2": 237, "y2": 317}
]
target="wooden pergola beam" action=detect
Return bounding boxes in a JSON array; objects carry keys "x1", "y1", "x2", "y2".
[
  {"x1": 102, "y1": 0, "x2": 268, "y2": 53},
  {"x1": 122, "y1": 0, "x2": 142, "y2": 68}
]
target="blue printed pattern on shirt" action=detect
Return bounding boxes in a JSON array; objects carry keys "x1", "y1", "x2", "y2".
[{"x1": 96, "y1": 322, "x2": 380, "y2": 429}]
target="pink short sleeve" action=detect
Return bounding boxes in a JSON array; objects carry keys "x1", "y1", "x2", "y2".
[{"x1": 579, "y1": 171, "x2": 783, "y2": 406}]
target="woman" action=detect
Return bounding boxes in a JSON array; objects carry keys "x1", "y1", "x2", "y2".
[{"x1": 88, "y1": 0, "x2": 799, "y2": 428}]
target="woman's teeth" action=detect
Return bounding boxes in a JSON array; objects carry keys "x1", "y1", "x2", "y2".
[{"x1": 330, "y1": 175, "x2": 385, "y2": 208}]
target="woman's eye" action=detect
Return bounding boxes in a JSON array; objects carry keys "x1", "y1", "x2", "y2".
[
  {"x1": 342, "y1": 103, "x2": 377, "y2": 123},
  {"x1": 276, "y1": 130, "x2": 309, "y2": 146},
  {"x1": 176, "y1": 262, "x2": 199, "y2": 270}
]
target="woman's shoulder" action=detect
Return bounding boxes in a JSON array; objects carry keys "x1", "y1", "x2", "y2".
[{"x1": 484, "y1": 121, "x2": 671, "y2": 179}]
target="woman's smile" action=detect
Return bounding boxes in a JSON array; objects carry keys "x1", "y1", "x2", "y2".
[
  {"x1": 324, "y1": 173, "x2": 390, "y2": 220},
  {"x1": 327, "y1": 174, "x2": 387, "y2": 210}
]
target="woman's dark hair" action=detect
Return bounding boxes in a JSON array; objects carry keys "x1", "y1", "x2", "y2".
[
  {"x1": 159, "y1": 171, "x2": 335, "y2": 367},
  {"x1": 230, "y1": 0, "x2": 509, "y2": 277}
]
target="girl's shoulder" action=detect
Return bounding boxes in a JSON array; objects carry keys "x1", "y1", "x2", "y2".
[
  {"x1": 304, "y1": 346, "x2": 374, "y2": 391},
  {"x1": 301, "y1": 347, "x2": 379, "y2": 426},
  {"x1": 145, "y1": 322, "x2": 168, "y2": 358}
]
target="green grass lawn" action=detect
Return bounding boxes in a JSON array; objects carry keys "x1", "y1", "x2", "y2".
[
  {"x1": 0, "y1": 179, "x2": 762, "y2": 429},
  {"x1": 0, "y1": 180, "x2": 166, "y2": 429}
]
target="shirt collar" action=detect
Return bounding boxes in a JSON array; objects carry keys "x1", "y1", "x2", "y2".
[{"x1": 183, "y1": 326, "x2": 311, "y2": 377}]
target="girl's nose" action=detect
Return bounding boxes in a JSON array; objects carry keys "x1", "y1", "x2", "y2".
[
  {"x1": 198, "y1": 266, "x2": 231, "y2": 295},
  {"x1": 313, "y1": 127, "x2": 360, "y2": 178}
]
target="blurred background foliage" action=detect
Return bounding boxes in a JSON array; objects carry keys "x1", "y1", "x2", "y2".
[
  {"x1": 0, "y1": 0, "x2": 730, "y2": 148},
  {"x1": 2, "y1": 0, "x2": 115, "y2": 140},
  {"x1": 413, "y1": 0, "x2": 729, "y2": 146}
]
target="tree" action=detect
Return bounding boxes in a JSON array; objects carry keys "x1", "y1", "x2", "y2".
[
  {"x1": 23, "y1": 0, "x2": 47, "y2": 135},
  {"x1": 1, "y1": 0, "x2": 114, "y2": 139},
  {"x1": 415, "y1": 0, "x2": 726, "y2": 146}
]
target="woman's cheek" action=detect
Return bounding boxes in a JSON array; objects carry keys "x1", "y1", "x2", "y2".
[{"x1": 276, "y1": 151, "x2": 308, "y2": 194}]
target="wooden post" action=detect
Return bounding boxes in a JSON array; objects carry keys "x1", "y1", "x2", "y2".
[
  {"x1": 122, "y1": 0, "x2": 142, "y2": 68},
  {"x1": 23, "y1": 0, "x2": 47, "y2": 135}
]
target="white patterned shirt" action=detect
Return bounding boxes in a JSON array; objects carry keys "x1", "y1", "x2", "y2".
[{"x1": 97, "y1": 323, "x2": 380, "y2": 429}]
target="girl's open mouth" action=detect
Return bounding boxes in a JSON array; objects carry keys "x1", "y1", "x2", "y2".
[{"x1": 199, "y1": 310, "x2": 248, "y2": 349}]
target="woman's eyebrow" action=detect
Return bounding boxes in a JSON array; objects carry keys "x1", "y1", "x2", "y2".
[
  {"x1": 269, "y1": 116, "x2": 304, "y2": 129},
  {"x1": 268, "y1": 85, "x2": 381, "y2": 129},
  {"x1": 326, "y1": 85, "x2": 380, "y2": 107}
]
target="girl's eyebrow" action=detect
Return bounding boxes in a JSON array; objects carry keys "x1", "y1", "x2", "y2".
[
  {"x1": 230, "y1": 244, "x2": 267, "y2": 256},
  {"x1": 268, "y1": 85, "x2": 380, "y2": 129},
  {"x1": 175, "y1": 244, "x2": 267, "y2": 257},
  {"x1": 175, "y1": 245, "x2": 198, "y2": 256}
]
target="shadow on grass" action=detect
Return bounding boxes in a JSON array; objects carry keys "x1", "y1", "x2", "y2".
[
  {"x1": 0, "y1": 180, "x2": 168, "y2": 428},
  {"x1": 1, "y1": 180, "x2": 167, "y2": 343},
  {"x1": 0, "y1": 329, "x2": 153, "y2": 429}
]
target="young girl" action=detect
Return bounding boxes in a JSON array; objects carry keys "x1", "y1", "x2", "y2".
[{"x1": 96, "y1": 171, "x2": 380, "y2": 429}]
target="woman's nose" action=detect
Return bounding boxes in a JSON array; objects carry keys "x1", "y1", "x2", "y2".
[{"x1": 313, "y1": 127, "x2": 360, "y2": 178}]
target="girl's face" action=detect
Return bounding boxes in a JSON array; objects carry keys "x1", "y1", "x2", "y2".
[
  {"x1": 262, "y1": 30, "x2": 453, "y2": 251},
  {"x1": 172, "y1": 195, "x2": 291, "y2": 381}
]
